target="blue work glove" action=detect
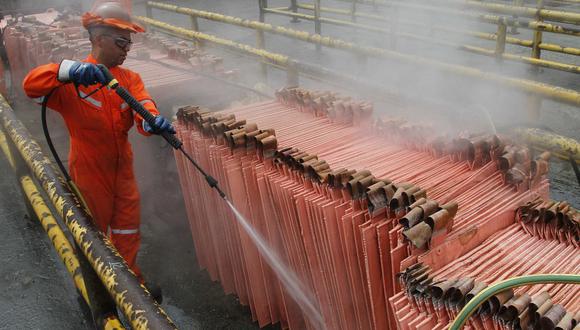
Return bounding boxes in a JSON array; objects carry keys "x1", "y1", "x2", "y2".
[
  {"x1": 58, "y1": 60, "x2": 106, "y2": 87},
  {"x1": 143, "y1": 115, "x2": 176, "y2": 134}
]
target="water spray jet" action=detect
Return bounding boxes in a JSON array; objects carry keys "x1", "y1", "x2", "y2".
[{"x1": 97, "y1": 64, "x2": 325, "y2": 329}]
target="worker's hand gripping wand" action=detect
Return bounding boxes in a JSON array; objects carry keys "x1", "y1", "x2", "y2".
[{"x1": 97, "y1": 64, "x2": 227, "y2": 199}]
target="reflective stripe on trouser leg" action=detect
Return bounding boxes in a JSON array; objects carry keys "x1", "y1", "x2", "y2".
[
  {"x1": 111, "y1": 229, "x2": 141, "y2": 279},
  {"x1": 111, "y1": 228, "x2": 139, "y2": 234}
]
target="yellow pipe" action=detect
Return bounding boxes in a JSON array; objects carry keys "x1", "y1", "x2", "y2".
[
  {"x1": 14, "y1": 174, "x2": 125, "y2": 329},
  {"x1": 514, "y1": 127, "x2": 580, "y2": 163},
  {"x1": 1, "y1": 130, "x2": 126, "y2": 329},
  {"x1": 528, "y1": 20, "x2": 580, "y2": 37},
  {"x1": 461, "y1": 45, "x2": 580, "y2": 74},
  {"x1": 103, "y1": 315, "x2": 125, "y2": 330},
  {"x1": 0, "y1": 94, "x2": 176, "y2": 330},
  {"x1": 20, "y1": 176, "x2": 90, "y2": 303},
  {"x1": 0, "y1": 129, "x2": 15, "y2": 169},
  {"x1": 472, "y1": 31, "x2": 580, "y2": 56},
  {"x1": 139, "y1": 13, "x2": 580, "y2": 107},
  {"x1": 18, "y1": 177, "x2": 125, "y2": 329},
  {"x1": 464, "y1": 0, "x2": 580, "y2": 25}
]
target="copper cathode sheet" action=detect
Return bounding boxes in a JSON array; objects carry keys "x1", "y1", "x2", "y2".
[{"x1": 362, "y1": 224, "x2": 389, "y2": 330}]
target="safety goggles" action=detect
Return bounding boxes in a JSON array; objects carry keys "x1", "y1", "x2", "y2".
[{"x1": 103, "y1": 34, "x2": 132, "y2": 50}]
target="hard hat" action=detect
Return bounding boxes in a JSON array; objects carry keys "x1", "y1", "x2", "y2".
[{"x1": 82, "y1": 1, "x2": 144, "y2": 33}]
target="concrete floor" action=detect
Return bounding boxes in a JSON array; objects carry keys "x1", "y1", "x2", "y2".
[{"x1": 0, "y1": 0, "x2": 579, "y2": 329}]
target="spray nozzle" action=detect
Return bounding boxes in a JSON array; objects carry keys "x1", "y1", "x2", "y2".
[{"x1": 205, "y1": 175, "x2": 226, "y2": 198}]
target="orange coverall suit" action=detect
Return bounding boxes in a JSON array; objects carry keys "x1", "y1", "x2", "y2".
[{"x1": 23, "y1": 55, "x2": 158, "y2": 278}]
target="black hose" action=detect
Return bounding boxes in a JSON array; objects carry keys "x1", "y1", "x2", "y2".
[{"x1": 41, "y1": 88, "x2": 71, "y2": 182}]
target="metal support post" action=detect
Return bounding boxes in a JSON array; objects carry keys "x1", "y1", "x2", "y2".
[
  {"x1": 190, "y1": 15, "x2": 199, "y2": 31},
  {"x1": 259, "y1": 0, "x2": 267, "y2": 23},
  {"x1": 531, "y1": 0, "x2": 545, "y2": 61},
  {"x1": 146, "y1": 4, "x2": 152, "y2": 19},
  {"x1": 256, "y1": 30, "x2": 268, "y2": 82},
  {"x1": 190, "y1": 16, "x2": 201, "y2": 47},
  {"x1": 531, "y1": 31, "x2": 543, "y2": 60},
  {"x1": 286, "y1": 61, "x2": 299, "y2": 86},
  {"x1": 510, "y1": 0, "x2": 523, "y2": 34},
  {"x1": 314, "y1": 0, "x2": 321, "y2": 33},
  {"x1": 528, "y1": 0, "x2": 544, "y2": 122},
  {"x1": 495, "y1": 21, "x2": 507, "y2": 61},
  {"x1": 290, "y1": 0, "x2": 300, "y2": 22},
  {"x1": 531, "y1": 13, "x2": 543, "y2": 61},
  {"x1": 314, "y1": 0, "x2": 322, "y2": 51}
]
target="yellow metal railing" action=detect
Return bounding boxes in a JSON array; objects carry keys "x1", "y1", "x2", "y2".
[
  {"x1": 146, "y1": 1, "x2": 580, "y2": 78},
  {"x1": 143, "y1": 3, "x2": 580, "y2": 109},
  {"x1": 332, "y1": 0, "x2": 580, "y2": 24},
  {"x1": 271, "y1": 1, "x2": 580, "y2": 75},
  {"x1": 295, "y1": 2, "x2": 580, "y2": 55}
]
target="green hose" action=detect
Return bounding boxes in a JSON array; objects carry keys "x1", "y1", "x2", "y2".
[{"x1": 449, "y1": 274, "x2": 580, "y2": 330}]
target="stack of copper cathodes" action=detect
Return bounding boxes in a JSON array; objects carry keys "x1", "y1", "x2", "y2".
[
  {"x1": 392, "y1": 222, "x2": 579, "y2": 330},
  {"x1": 516, "y1": 197, "x2": 578, "y2": 246},
  {"x1": 173, "y1": 87, "x2": 567, "y2": 330}
]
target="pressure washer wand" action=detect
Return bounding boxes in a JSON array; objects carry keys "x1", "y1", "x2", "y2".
[{"x1": 97, "y1": 64, "x2": 227, "y2": 199}]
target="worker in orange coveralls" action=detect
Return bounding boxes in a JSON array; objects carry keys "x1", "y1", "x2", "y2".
[{"x1": 22, "y1": 2, "x2": 172, "y2": 302}]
